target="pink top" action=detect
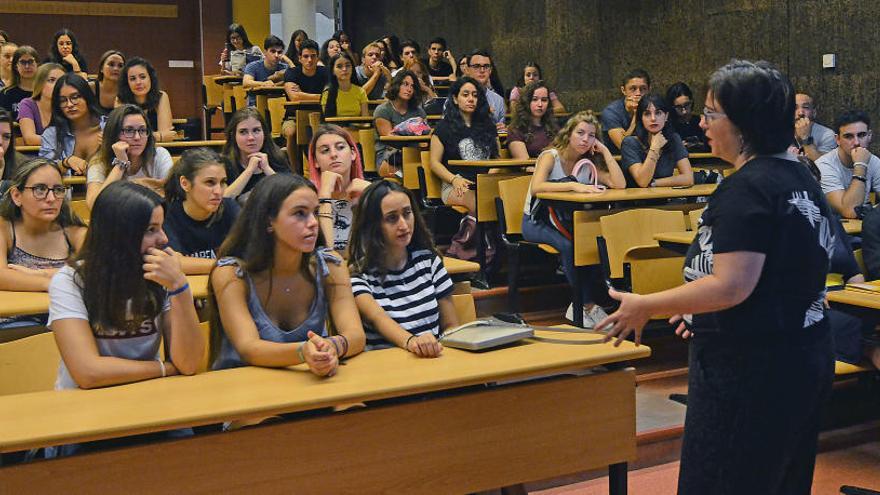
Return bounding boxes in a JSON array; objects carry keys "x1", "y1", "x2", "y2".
[
  {"x1": 16, "y1": 97, "x2": 46, "y2": 135},
  {"x1": 509, "y1": 86, "x2": 560, "y2": 104}
]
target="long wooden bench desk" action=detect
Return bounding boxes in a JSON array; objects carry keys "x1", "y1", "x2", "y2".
[
  {"x1": 0, "y1": 275, "x2": 209, "y2": 318},
  {"x1": 0, "y1": 339, "x2": 650, "y2": 494}
]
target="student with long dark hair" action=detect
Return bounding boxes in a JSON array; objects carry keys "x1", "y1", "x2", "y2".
[
  {"x1": 348, "y1": 180, "x2": 457, "y2": 355},
  {"x1": 163, "y1": 148, "x2": 239, "y2": 275},
  {"x1": 118, "y1": 57, "x2": 174, "y2": 142},
  {"x1": 308, "y1": 124, "x2": 368, "y2": 255},
  {"x1": 0, "y1": 159, "x2": 86, "y2": 328},
  {"x1": 429, "y1": 76, "x2": 498, "y2": 229},
  {"x1": 666, "y1": 82, "x2": 708, "y2": 151},
  {"x1": 90, "y1": 50, "x2": 125, "y2": 115},
  {"x1": 0, "y1": 45, "x2": 39, "y2": 120},
  {"x1": 319, "y1": 37, "x2": 342, "y2": 68},
  {"x1": 17, "y1": 62, "x2": 65, "y2": 145},
  {"x1": 219, "y1": 23, "x2": 263, "y2": 75},
  {"x1": 507, "y1": 80, "x2": 560, "y2": 159},
  {"x1": 321, "y1": 52, "x2": 368, "y2": 118},
  {"x1": 222, "y1": 107, "x2": 289, "y2": 203},
  {"x1": 86, "y1": 104, "x2": 173, "y2": 208},
  {"x1": 49, "y1": 181, "x2": 203, "y2": 390},
  {"x1": 46, "y1": 29, "x2": 88, "y2": 78},
  {"x1": 38, "y1": 73, "x2": 103, "y2": 176},
  {"x1": 382, "y1": 34, "x2": 403, "y2": 69},
  {"x1": 284, "y1": 29, "x2": 309, "y2": 66},
  {"x1": 209, "y1": 173, "x2": 365, "y2": 374},
  {"x1": 509, "y1": 62, "x2": 565, "y2": 114},
  {"x1": 619, "y1": 93, "x2": 693, "y2": 188},
  {"x1": 0, "y1": 109, "x2": 25, "y2": 190},
  {"x1": 373, "y1": 70, "x2": 426, "y2": 177}
]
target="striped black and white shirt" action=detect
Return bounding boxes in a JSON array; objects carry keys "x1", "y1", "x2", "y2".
[{"x1": 351, "y1": 249, "x2": 453, "y2": 348}]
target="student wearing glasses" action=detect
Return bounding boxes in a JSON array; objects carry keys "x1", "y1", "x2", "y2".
[
  {"x1": 86, "y1": 105, "x2": 173, "y2": 208},
  {"x1": 0, "y1": 45, "x2": 39, "y2": 120},
  {"x1": 666, "y1": 82, "x2": 708, "y2": 152},
  {"x1": 0, "y1": 159, "x2": 86, "y2": 330},
  {"x1": 38, "y1": 73, "x2": 104, "y2": 176}
]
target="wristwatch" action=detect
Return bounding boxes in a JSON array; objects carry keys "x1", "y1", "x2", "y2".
[
  {"x1": 111, "y1": 157, "x2": 131, "y2": 171},
  {"x1": 853, "y1": 175, "x2": 867, "y2": 183},
  {"x1": 801, "y1": 136, "x2": 814, "y2": 146}
]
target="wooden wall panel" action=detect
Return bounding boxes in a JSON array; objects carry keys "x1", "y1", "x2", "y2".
[{"x1": 344, "y1": 0, "x2": 880, "y2": 143}]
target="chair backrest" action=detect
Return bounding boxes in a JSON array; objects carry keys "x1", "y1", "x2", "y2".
[
  {"x1": 854, "y1": 248, "x2": 866, "y2": 275},
  {"x1": 0, "y1": 332, "x2": 61, "y2": 395},
  {"x1": 688, "y1": 208, "x2": 704, "y2": 230},
  {"x1": 420, "y1": 150, "x2": 443, "y2": 199},
  {"x1": 203, "y1": 76, "x2": 223, "y2": 108},
  {"x1": 267, "y1": 97, "x2": 286, "y2": 138},
  {"x1": 497, "y1": 176, "x2": 532, "y2": 235},
  {"x1": 232, "y1": 85, "x2": 247, "y2": 112},
  {"x1": 358, "y1": 129, "x2": 377, "y2": 173},
  {"x1": 476, "y1": 173, "x2": 527, "y2": 222},
  {"x1": 451, "y1": 293, "x2": 477, "y2": 324},
  {"x1": 197, "y1": 321, "x2": 211, "y2": 374},
  {"x1": 70, "y1": 200, "x2": 90, "y2": 224},
  {"x1": 599, "y1": 209, "x2": 687, "y2": 279}
]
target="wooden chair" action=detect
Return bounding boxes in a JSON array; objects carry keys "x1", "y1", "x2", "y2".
[
  {"x1": 267, "y1": 97, "x2": 286, "y2": 139},
  {"x1": 70, "y1": 199, "x2": 90, "y2": 224},
  {"x1": 688, "y1": 208, "x2": 704, "y2": 230},
  {"x1": 358, "y1": 129, "x2": 377, "y2": 175},
  {"x1": 417, "y1": 150, "x2": 467, "y2": 242},
  {"x1": 232, "y1": 85, "x2": 247, "y2": 113},
  {"x1": 451, "y1": 293, "x2": 477, "y2": 324},
  {"x1": 0, "y1": 332, "x2": 61, "y2": 396},
  {"x1": 495, "y1": 176, "x2": 560, "y2": 312},
  {"x1": 597, "y1": 209, "x2": 687, "y2": 296},
  {"x1": 202, "y1": 76, "x2": 225, "y2": 138}
]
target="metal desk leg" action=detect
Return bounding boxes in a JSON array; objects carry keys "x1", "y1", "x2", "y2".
[
  {"x1": 609, "y1": 462, "x2": 628, "y2": 495},
  {"x1": 572, "y1": 244, "x2": 584, "y2": 327}
]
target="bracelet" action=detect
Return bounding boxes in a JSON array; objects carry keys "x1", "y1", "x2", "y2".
[
  {"x1": 854, "y1": 162, "x2": 868, "y2": 170},
  {"x1": 157, "y1": 359, "x2": 166, "y2": 378},
  {"x1": 853, "y1": 175, "x2": 867, "y2": 183},
  {"x1": 405, "y1": 334, "x2": 416, "y2": 351},
  {"x1": 330, "y1": 336, "x2": 341, "y2": 357},
  {"x1": 338, "y1": 334, "x2": 349, "y2": 358},
  {"x1": 296, "y1": 342, "x2": 306, "y2": 363},
  {"x1": 167, "y1": 282, "x2": 190, "y2": 297},
  {"x1": 451, "y1": 174, "x2": 463, "y2": 185}
]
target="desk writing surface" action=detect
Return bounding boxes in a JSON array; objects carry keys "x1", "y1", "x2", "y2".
[
  {"x1": 159, "y1": 139, "x2": 225, "y2": 150},
  {"x1": 537, "y1": 184, "x2": 716, "y2": 203},
  {"x1": 379, "y1": 135, "x2": 431, "y2": 142},
  {"x1": 442, "y1": 256, "x2": 480, "y2": 274},
  {"x1": 0, "y1": 275, "x2": 209, "y2": 318},
  {"x1": 0, "y1": 341, "x2": 649, "y2": 452},
  {"x1": 213, "y1": 75, "x2": 242, "y2": 85},
  {"x1": 246, "y1": 86, "x2": 285, "y2": 95},
  {"x1": 17, "y1": 145, "x2": 39, "y2": 154},
  {"x1": 62, "y1": 176, "x2": 86, "y2": 186},
  {"x1": 283, "y1": 100, "x2": 321, "y2": 108},
  {"x1": 654, "y1": 231, "x2": 696, "y2": 245},
  {"x1": 842, "y1": 219, "x2": 862, "y2": 235},
  {"x1": 827, "y1": 288, "x2": 880, "y2": 310},
  {"x1": 447, "y1": 159, "x2": 535, "y2": 167},
  {"x1": 324, "y1": 115, "x2": 375, "y2": 123}
]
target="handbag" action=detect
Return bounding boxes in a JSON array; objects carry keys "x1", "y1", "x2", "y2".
[
  {"x1": 391, "y1": 117, "x2": 432, "y2": 136},
  {"x1": 530, "y1": 158, "x2": 605, "y2": 241}
]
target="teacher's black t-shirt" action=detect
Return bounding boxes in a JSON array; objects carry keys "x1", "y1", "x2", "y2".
[{"x1": 683, "y1": 156, "x2": 835, "y2": 335}]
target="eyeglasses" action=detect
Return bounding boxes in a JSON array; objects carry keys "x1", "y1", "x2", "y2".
[
  {"x1": 17, "y1": 59, "x2": 36, "y2": 67},
  {"x1": 58, "y1": 94, "x2": 83, "y2": 107},
  {"x1": 121, "y1": 126, "x2": 150, "y2": 138},
  {"x1": 702, "y1": 107, "x2": 727, "y2": 122},
  {"x1": 22, "y1": 184, "x2": 67, "y2": 200},
  {"x1": 673, "y1": 102, "x2": 693, "y2": 111},
  {"x1": 470, "y1": 64, "x2": 492, "y2": 72}
]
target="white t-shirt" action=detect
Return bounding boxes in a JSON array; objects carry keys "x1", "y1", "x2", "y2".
[
  {"x1": 87, "y1": 146, "x2": 173, "y2": 184},
  {"x1": 48, "y1": 265, "x2": 169, "y2": 390},
  {"x1": 816, "y1": 148, "x2": 880, "y2": 206}
]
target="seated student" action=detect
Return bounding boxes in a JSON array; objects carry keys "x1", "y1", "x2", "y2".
[
  {"x1": 49, "y1": 181, "x2": 203, "y2": 391},
  {"x1": 0, "y1": 45, "x2": 38, "y2": 120},
  {"x1": 90, "y1": 50, "x2": 125, "y2": 115},
  {"x1": 39, "y1": 73, "x2": 104, "y2": 176},
  {"x1": 509, "y1": 62, "x2": 565, "y2": 114},
  {"x1": 209, "y1": 173, "x2": 366, "y2": 374},
  {"x1": 17, "y1": 62, "x2": 64, "y2": 145},
  {"x1": 0, "y1": 109, "x2": 27, "y2": 192},
  {"x1": 281, "y1": 38, "x2": 325, "y2": 172},
  {"x1": 620, "y1": 93, "x2": 693, "y2": 188},
  {"x1": 381, "y1": 34, "x2": 403, "y2": 70},
  {"x1": 816, "y1": 110, "x2": 880, "y2": 219},
  {"x1": 219, "y1": 23, "x2": 263, "y2": 76},
  {"x1": 456, "y1": 54, "x2": 469, "y2": 78},
  {"x1": 374, "y1": 70, "x2": 427, "y2": 178},
  {"x1": 118, "y1": 57, "x2": 175, "y2": 142},
  {"x1": 665, "y1": 82, "x2": 708, "y2": 152},
  {"x1": 426, "y1": 37, "x2": 456, "y2": 79},
  {"x1": 222, "y1": 107, "x2": 290, "y2": 204},
  {"x1": 284, "y1": 29, "x2": 309, "y2": 68},
  {"x1": 601, "y1": 68, "x2": 651, "y2": 153},
  {"x1": 794, "y1": 92, "x2": 837, "y2": 161},
  {"x1": 466, "y1": 50, "x2": 506, "y2": 127},
  {"x1": 86, "y1": 104, "x2": 173, "y2": 208},
  {"x1": 308, "y1": 124, "x2": 369, "y2": 255},
  {"x1": 45, "y1": 29, "x2": 88, "y2": 78},
  {"x1": 242, "y1": 35, "x2": 289, "y2": 106},
  {"x1": 522, "y1": 111, "x2": 624, "y2": 325},
  {"x1": 507, "y1": 80, "x2": 560, "y2": 159},
  {"x1": 348, "y1": 180, "x2": 457, "y2": 355},
  {"x1": 398, "y1": 39, "x2": 421, "y2": 67},
  {"x1": 319, "y1": 37, "x2": 342, "y2": 68},
  {"x1": 0, "y1": 159, "x2": 87, "y2": 329},
  {"x1": 321, "y1": 52, "x2": 368, "y2": 118},
  {"x1": 334, "y1": 30, "x2": 359, "y2": 66},
  {"x1": 430, "y1": 76, "x2": 499, "y2": 258},
  {"x1": 0, "y1": 41, "x2": 16, "y2": 89},
  {"x1": 163, "y1": 148, "x2": 239, "y2": 275},
  {"x1": 354, "y1": 42, "x2": 391, "y2": 100},
  {"x1": 403, "y1": 58, "x2": 437, "y2": 101}
]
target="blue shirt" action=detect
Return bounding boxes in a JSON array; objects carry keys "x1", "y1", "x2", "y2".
[
  {"x1": 243, "y1": 59, "x2": 289, "y2": 106},
  {"x1": 620, "y1": 133, "x2": 689, "y2": 188},
  {"x1": 600, "y1": 98, "x2": 632, "y2": 153}
]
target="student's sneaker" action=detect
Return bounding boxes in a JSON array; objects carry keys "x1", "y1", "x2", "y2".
[{"x1": 564, "y1": 304, "x2": 610, "y2": 329}]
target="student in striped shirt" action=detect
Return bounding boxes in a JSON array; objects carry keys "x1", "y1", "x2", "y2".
[{"x1": 348, "y1": 180, "x2": 458, "y2": 357}]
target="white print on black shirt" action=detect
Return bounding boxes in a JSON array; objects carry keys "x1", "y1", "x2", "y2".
[
  {"x1": 788, "y1": 191, "x2": 834, "y2": 327},
  {"x1": 458, "y1": 137, "x2": 489, "y2": 161}
]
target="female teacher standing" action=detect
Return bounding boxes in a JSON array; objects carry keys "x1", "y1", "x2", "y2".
[{"x1": 598, "y1": 60, "x2": 835, "y2": 494}]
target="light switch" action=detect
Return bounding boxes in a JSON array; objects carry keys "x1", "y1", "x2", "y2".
[{"x1": 822, "y1": 54, "x2": 836, "y2": 69}]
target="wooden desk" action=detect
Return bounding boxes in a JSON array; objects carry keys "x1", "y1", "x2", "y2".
[
  {"x1": 0, "y1": 340, "x2": 649, "y2": 494},
  {"x1": 212, "y1": 75, "x2": 243, "y2": 85},
  {"x1": 0, "y1": 275, "x2": 209, "y2": 318},
  {"x1": 18, "y1": 144, "x2": 39, "y2": 155},
  {"x1": 654, "y1": 231, "x2": 696, "y2": 255},
  {"x1": 159, "y1": 140, "x2": 226, "y2": 152},
  {"x1": 378, "y1": 135, "x2": 432, "y2": 144},
  {"x1": 442, "y1": 256, "x2": 480, "y2": 275},
  {"x1": 448, "y1": 158, "x2": 535, "y2": 168},
  {"x1": 247, "y1": 86, "x2": 286, "y2": 130},
  {"x1": 828, "y1": 288, "x2": 880, "y2": 311},
  {"x1": 841, "y1": 219, "x2": 862, "y2": 235},
  {"x1": 537, "y1": 183, "x2": 717, "y2": 204},
  {"x1": 62, "y1": 176, "x2": 86, "y2": 186},
  {"x1": 324, "y1": 115, "x2": 375, "y2": 125}
]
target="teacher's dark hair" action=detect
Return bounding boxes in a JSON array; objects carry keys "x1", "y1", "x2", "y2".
[{"x1": 708, "y1": 59, "x2": 795, "y2": 155}]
